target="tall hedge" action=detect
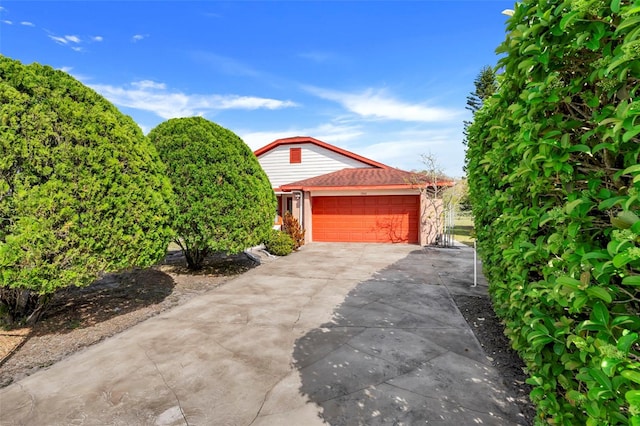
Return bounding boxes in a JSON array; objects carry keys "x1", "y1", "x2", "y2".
[
  {"x1": 0, "y1": 56, "x2": 174, "y2": 323},
  {"x1": 148, "y1": 117, "x2": 276, "y2": 270},
  {"x1": 466, "y1": 1, "x2": 640, "y2": 424}
]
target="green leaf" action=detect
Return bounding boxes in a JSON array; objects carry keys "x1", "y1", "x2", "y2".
[
  {"x1": 613, "y1": 251, "x2": 634, "y2": 268},
  {"x1": 616, "y1": 210, "x2": 640, "y2": 228},
  {"x1": 622, "y1": 276, "x2": 640, "y2": 286},
  {"x1": 560, "y1": 10, "x2": 581, "y2": 30},
  {"x1": 591, "y1": 301, "x2": 610, "y2": 325},
  {"x1": 622, "y1": 164, "x2": 640, "y2": 175},
  {"x1": 610, "y1": 0, "x2": 621, "y2": 13},
  {"x1": 626, "y1": 390, "x2": 640, "y2": 406},
  {"x1": 612, "y1": 316, "x2": 640, "y2": 328},
  {"x1": 568, "y1": 144, "x2": 591, "y2": 154},
  {"x1": 623, "y1": 127, "x2": 640, "y2": 143},
  {"x1": 582, "y1": 251, "x2": 610, "y2": 261},
  {"x1": 599, "y1": 196, "x2": 626, "y2": 210},
  {"x1": 617, "y1": 16, "x2": 640, "y2": 33},
  {"x1": 601, "y1": 358, "x2": 621, "y2": 376},
  {"x1": 565, "y1": 199, "x2": 583, "y2": 214},
  {"x1": 580, "y1": 320, "x2": 608, "y2": 332},
  {"x1": 586, "y1": 287, "x2": 612, "y2": 303},
  {"x1": 622, "y1": 370, "x2": 640, "y2": 385},
  {"x1": 590, "y1": 368, "x2": 613, "y2": 390},
  {"x1": 588, "y1": 385, "x2": 614, "y2": 400},
  {"x1": 557, "y1": 276, "x2": 582, "y2": 289}
]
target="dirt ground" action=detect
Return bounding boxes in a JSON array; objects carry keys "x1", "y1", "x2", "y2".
[
  {"x1": 0, "y1": 249, "x2": 259, "y2": 388},
  {"x1": 0, "y1": 248, "x2": 535, "y2": 424},
  {"x1": 454, "y1": 294, "x2": 537, "y2": 425}
]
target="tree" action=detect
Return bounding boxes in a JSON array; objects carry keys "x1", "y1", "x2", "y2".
[
  {"x1": 465, "y1": 65, "x2": 497, "y2": 114},
  {"x1": 442, "y1": 178, "x2": 470, "y2": 213},
  {"x1": 463, "y1": 66, "x2": 497, "y2": 146},
  {"x1": 148, "y1": 117, "x2": 276, "y2": 270},
  {"x1": 414, "y1": 153, "x2": 454, "y2": 246},
  {"x1": 0, "y1": 56, "x2": 174, "y2": 324}
]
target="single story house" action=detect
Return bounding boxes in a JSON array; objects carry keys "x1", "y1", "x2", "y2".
[{"x1": 254, "y1": 136, "x2": 451, "y2": 245}]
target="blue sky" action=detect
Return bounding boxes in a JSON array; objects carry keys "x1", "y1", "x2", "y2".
[{"x1": 0, "y1": 1, "x2": 514, "y2": 178}]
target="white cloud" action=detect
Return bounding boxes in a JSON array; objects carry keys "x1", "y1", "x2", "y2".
[
  {"x1": 20, "y1": 21, "x2": 34, "y2": 27},
  {"x1": 89, "y1": 80, "x2": 298, "y2": 120},
  {"x1": 132, "y1": 80, "x2": 166, "y2": 90},
  {"x1": 48, "y1": 35, "x2": 67, "y2": 44},
  {"x1": 356, "y1": 128, "x2": 466, "y2": 177},
  {"x1": 131, "y1": 34, "x2": 147, "y2": 42},
  {"x1": 48, "y1": 34, "x2": 82, "y2": 45},
  {"x1": 305, "y1": 86, "x2": 463, "y2": 123},
  {"x1": 47, "y1": 33, "x2": 101, "y2": 51},
  {"x1": 1, "y1": 20, "x2": 11, "y2": 25},
  {"x1": 218, "y1": 96, "x2": 297, "y2": 110},
  {"x1": 239, "y1": 122, "x2": 363, "y2": 151}
]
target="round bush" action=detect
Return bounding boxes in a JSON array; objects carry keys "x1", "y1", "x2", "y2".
[
  {"x1": 265, "y1": 230, "x2": 294, "y2": 256},
  {"x1": 0, "y1": 57, "x2": 173, "y2": 323},
  {"x1": 148, "y1": 117, "x2": 276, "y2": 269}
]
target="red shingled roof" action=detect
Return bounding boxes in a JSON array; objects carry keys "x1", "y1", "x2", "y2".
[{"x1": 281, "y1": 168, "x2": 452, "y2": 191}]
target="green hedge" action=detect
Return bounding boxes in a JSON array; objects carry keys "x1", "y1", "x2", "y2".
[
  {"x1": 0, "y1": 56, "x2": 173, "y2": 323},
  {"x1": 265, "y1": 230, "x2": 294, "y2": 256},
  {"x1": 466, "y1": 1, "x2": 640, "y2": 424}
]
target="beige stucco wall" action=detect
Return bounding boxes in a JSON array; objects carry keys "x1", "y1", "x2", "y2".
[
  {"x1": 302, "y1": 191, "x2": 312, "y2": 244},
  {"x1": 419, "y1": 193, "x2": 443, "y2": 246}
]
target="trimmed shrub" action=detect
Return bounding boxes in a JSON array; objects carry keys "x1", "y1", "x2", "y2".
[
  {"x1": 0, "y1": 56, "x2": 173, "y2": 324},
  {"x1": 264, "y1": 230, "x2": 294, "y2": 256},
  {"x1": 148, "y1": 117, "x2": 275, "y2": 269}
]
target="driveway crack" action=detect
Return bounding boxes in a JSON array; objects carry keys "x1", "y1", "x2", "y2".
[
  {"x1": 246, "y1": 372, "x2": 289, "y2": 426},
  {"x1": 141, "y1": 347, "x2": 189, "y2": 426}
]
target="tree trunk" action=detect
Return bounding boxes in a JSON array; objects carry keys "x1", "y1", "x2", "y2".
[
  {"x1": 184, "y1": 247, "x2": 208, "y2": 270},
  {"x1": 0, "y1": 287, "x2": 53, "y2": 326}
]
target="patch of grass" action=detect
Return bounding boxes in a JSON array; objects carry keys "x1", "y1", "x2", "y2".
[{"x1": 453, "y1": 215, "x2": 475, "y2": 247}]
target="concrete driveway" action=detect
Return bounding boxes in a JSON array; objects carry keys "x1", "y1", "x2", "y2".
[{"x1": 0, "y1": 243, "x2": 525, "y2": 425}]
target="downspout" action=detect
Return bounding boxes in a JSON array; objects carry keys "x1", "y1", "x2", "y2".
[{"x1": 293, "y1": 190, "x2": 304, "y2": 227}]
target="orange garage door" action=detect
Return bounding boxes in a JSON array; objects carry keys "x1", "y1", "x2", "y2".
[{"x1": 312, "y1": 195, "x2": 419, "y2": 243}]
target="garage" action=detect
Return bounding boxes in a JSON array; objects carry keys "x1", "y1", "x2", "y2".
[{"x1": 312, "y1": 195, "x2": 419, "y2": 243}]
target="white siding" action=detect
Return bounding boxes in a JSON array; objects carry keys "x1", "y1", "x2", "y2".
[{"x1": 258, "y1": 143, "x2": 373, "y2": 188}]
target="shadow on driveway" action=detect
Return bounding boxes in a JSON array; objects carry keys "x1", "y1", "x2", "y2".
[{"x1": 292, "y1": 248, "x2": 526, "y2": 425}]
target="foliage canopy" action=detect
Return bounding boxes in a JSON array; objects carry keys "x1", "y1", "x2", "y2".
[
  {"x1": 148, "y1": 117, "x2": 275, "y2": 269},
  {"x1": 466, "y1": 0, "x2": 640, "y2": 423},
  {"x1": 0, "y1": 56, "x2": 174, "y2": 323}
]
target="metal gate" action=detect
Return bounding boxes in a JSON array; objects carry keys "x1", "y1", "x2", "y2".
[{"x1": 439, "y1": 204, "x2": 455, "y2": 247}]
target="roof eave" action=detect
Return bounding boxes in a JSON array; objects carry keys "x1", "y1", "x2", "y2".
[
  {"x1": 280, "y1": 184, "x2": 422, "y2": 192},
  {"x1": 253, "y1": 136, "x2": 390, "y2": 169}
]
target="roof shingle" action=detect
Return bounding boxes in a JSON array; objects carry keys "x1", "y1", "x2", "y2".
[{"x1": 280, "y1": 168, "x2": 446, "y2": 191}]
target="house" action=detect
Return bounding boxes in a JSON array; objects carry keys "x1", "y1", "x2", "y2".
[{"x1": 254, "y1": 136, "x2": 451, "y2": 245}]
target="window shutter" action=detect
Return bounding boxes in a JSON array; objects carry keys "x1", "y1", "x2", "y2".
[{"x1": 290, "y1": 148, "x2": 301, "y2": 163}]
